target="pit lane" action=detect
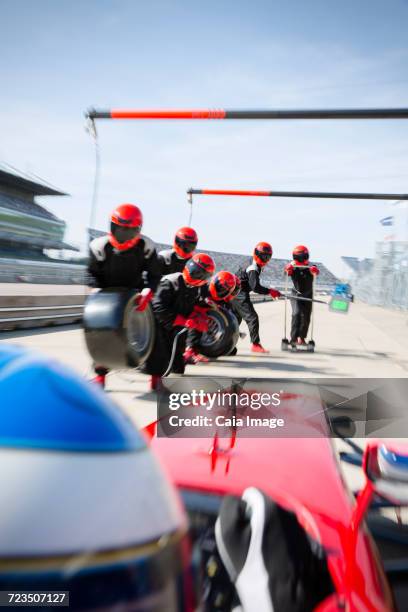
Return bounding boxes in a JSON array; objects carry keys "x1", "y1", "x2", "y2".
[
  {"x1": 3, "y1": 297, "x2": 408, "y2": 517},
  {"x1": 2, "y1": 299, "x2": 408, "y2": 428}
]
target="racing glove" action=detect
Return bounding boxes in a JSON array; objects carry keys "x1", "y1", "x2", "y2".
[
  {"x1": 135, "y1": 288, "x2": 154, "y2": 312},
  {"x1": 173, "y1": 314, "x2": 208, "y2": 332},
  {"x1": 196, "y1": 318, "x2": 209, "y2": 333},
  {"x1": 173, "y1": 314, "x2": 187, "y2": 328},
  {"x1": 188, "y1": 313, "x2": 209, "y2": 332},
  {"x1": 309, "y1": 266, "x2": 320, "y2": 276},
  {"x1": 193, "y1": 304, "x2": 210, "y2": 315},
  {"x1": 284, "y1": 263, "x2": 294, "y2": 276},
  {"x1": 269, "y1": 288, "x2": 282, "y2": 299},
  {"x1": 191, "y1": 305, "x2": 210, "y2": 332}
]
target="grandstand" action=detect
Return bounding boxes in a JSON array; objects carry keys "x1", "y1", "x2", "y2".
[
  {"x1": 343, "y1": 242, "x2": 408, "y2": 308},
  {"x1": 0, "y1": 212, "x2": 339, "y2": 284},
  {"x1": 0, "y1": 167, "x2": 83, "y2": 282},
  {"x1": 0, "y1": 167, "x2": 77, "y2": 258},
  {"x1": 342, "y1": 256, "x2": 374, "y2": 275}
]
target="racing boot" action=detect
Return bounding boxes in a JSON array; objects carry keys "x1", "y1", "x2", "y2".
[
  {"x1": 194, "y1": 352, "x2": 210, "y2": 363},
  {"x1": 183, "y1": 347, "x2": 209, "y2": 364},
  {"x1": 91, "y1": 366, "x2": 108, "y2": 389},
  {"x1": 251, "y1": 343, "x2": 269, "y2": 354},
  {"x1": 150, "y1": 375, "x2": 162, "y2": 391},
  {"x1": 91, "y1": 374, "x2": 106, "y2": 388}
]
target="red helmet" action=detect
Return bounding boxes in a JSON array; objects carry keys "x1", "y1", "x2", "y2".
[
  {"x1": 228, "y1": 275, "x2": 241, "y2": 300},
  {"x1": 209, "y1": 271, "x2": 236, "y2": 301},
  {"x1": 183, "y1": 253, "x2": 215, "y2": 287},
  {"x1": 293, "y1": 245, "x2": 309, "y2": 264},
  {"x1": 109, "y1": 204, "x2": 143, "y2": 251},
  {"x1": 174, "y1": 227, "x2": 198, "y2": 259},
  {"x1": 253, "y1": 242, "x2": 273, "y2": 267}
]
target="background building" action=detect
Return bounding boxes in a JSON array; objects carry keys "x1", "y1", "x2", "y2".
[
  {"x1": 0, "y1": 168, "x2": 340, "y2": 287},
  {"x1": 0, "y1": 167, "x2": 85, "y2": 283},
  {"x1": 0, "y1": 167, "x2": 78, "y2": 257},
  {"x1": 343, "y1": 242, "x2": 408, "y2": 309}
]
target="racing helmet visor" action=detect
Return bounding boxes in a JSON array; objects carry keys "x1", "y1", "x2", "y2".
[
  {"x1": 111, "y1": 222, "x2": 141, "y2": 244},
  {"x1": 213, "y1": 277, "x2": 232, "y2": 299},
  {"x1": 187, "y1": 262, "x2": 212, "y2": 282},
  {"x1": 175, "y1": 235, "x2": 197, "y2": 255},
  {"x1": 255, "y1": 249, "x2": 272, "y2": 264},
  {"x1": 293, "y1": 251, "x2": 309, "y2": 263}
]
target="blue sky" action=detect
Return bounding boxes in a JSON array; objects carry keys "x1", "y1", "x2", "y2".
[{"x1": 1, "y1": 0, "x2": 408, "y2": 274}]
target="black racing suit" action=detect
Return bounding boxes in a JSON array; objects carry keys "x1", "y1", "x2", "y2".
[
  {"x1": 288, "y1": 265, "x2": 314, "y2": 343},
  {"x1": 232, "y1": 259, "x2": 269, "y2": 344},
  {"x1": 142, "y1": 273, "x2": 202, "y2": 376},
  {"x1": 158, "y1": 248, "x2": 188, "y2": 275},
  {"x1": 158, "y1": 249, "x2": 198, "y2": 354},
  {"x1": 88, "y1": 234, "x2": 161, "y2": 290},
  {"x1": 88, "y1": 234, "x2": 161, "y2": 374}
]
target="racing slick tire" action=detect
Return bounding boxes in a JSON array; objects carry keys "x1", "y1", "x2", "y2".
[
  {"x1": 198, "y1": 307, "x2": 239, "y2": 358},
  {"x1": 83, "y1": 288, "x2": 155, "y2": 369}
]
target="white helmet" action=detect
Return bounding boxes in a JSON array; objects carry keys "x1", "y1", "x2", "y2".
[{"x1": 0, "y1": 345, "x2": 193, "y2": 610}]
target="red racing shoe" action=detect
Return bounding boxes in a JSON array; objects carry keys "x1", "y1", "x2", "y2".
[
  {"x1": 251, "y1": 343, "x2": 269, "y2": 354},
  {"x1": 91, "y1": 373, "x2": 106, "y2": 388},
  {"x1": 91, "y1": 367, "x2": 109, "y2": 389},
  {"x1": 150, "y1": 375, "x2": 162, "y2": 391},
  {"x1": 183, "y1": 347, "x2": 210, "y2": 364}
]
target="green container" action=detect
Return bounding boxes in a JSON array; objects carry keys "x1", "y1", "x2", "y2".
[{"x1": 329, "y1": 297, "x2": 350, "y2": 314}]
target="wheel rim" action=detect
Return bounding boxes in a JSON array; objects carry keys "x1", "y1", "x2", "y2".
[
  {"x1": 126, "y1": 309, "x2": 152, "y2": 355},
  {"x1": 201, "y1": 313, "x2": 223, "y2": 347}
]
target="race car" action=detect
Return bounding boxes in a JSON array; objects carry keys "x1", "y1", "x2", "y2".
[{"x1": 144, "y1": 378, "x2": 408, "y2": 611}]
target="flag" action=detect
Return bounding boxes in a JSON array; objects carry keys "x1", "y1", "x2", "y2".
[{"x1": 380, "y1": 216, "x2": 394, "y2": 226}]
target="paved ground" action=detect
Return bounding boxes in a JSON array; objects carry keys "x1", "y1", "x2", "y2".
[
  {"x1": 2, "y1": 299, "x2": 408, "y2": 429},
  {"x1": 3, "y1": 297, "x2": 408, "y2": 503}
]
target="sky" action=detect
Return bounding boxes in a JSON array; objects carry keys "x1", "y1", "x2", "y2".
[{"x1": 1, "y1": 0, "x2": 408, "y2": 275}]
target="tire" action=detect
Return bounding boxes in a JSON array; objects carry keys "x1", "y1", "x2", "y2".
[
  {"x1": 198, "y1": 307, "x2": 240, "y2": 358},
  {"x1": 123, "y1": 297, "x2": 155, "y2": 367},
  {"x1": 83, "y1": 288, "x2": 155, "y2": 369}
]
